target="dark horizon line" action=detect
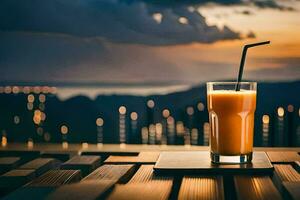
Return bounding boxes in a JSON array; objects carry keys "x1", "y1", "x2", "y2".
[{"x1": 0, "y1": 79, "x2": 299, "y2": 88}]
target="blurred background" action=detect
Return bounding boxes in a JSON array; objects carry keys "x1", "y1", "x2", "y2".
[{"x1": 0, "y1": 0, "x2": 299, "y2": 147}]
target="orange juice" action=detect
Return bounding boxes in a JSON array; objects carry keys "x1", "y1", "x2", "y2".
[{"x1": 207, "y1": 90, "x2": 256, "y2": 155}]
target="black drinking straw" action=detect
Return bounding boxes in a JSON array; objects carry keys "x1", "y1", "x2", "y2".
[{"x1": 235, "y1": 41, "x2": 270, "y2": 91}]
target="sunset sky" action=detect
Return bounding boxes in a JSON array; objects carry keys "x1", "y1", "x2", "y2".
[{"x1": 0, "y1": 0, "x2": 300, "y2": 86}]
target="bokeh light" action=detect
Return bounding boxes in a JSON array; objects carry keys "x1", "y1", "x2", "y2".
[
  {"x1": 39, "y1": 94, "x2": 46, "y2": 103},
  {"x1": 96, "y1": 118, "x2": 104, "y2": 126},
  {"x1": 119, "y1": 106, "x2": 127, "y2": 115},
  {"x1": 277, "y1": 107, "x2": 285, "y2": 117},
  {"x1": 13, "y1": 115, "x2": 20, "y2": 124},
  {"x1": 287, "y1": 104, "x2": 294, "y2": 112},
  {"x1": 197, "y1": 102, "x2": 205, "y2": 111},
  {"x1": 162, "y1": 109, "x2": 170, "y2": 118},
  {"x1": 262, "y1": 115, "x2": 270, "y2": 124},
  {"x1": 147, "y1": 100, "x2": 155, "y2": 108},
  {"x1": 130, "y1": 112, "x2": 138, "y2": 121},
  {"x1": 4, "y1": 86, "x2": 11, "y2": 94},
  {"x1": 27, "y1": 94, "x2": 35, "y2": 103},
  {"x1": 44, "y1": 132, "x2": 51, "y2": 142},
  {"x1": 186, "y1": 106, "x2": 194, "y2": 116},
  {"x1": 61, "y1": 125, "x2": 68, "y2": 135}
]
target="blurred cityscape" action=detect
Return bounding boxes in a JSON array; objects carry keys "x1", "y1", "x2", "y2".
[{"x1": 0, "y1": 81, "x2": 299, "y2": 148}]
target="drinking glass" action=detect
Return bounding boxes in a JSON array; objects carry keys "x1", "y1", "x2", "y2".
[{"x1": 207, "y1": 82, "x2": 257, "y2": 163}]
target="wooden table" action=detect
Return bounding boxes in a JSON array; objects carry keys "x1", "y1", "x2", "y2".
[{"x1": 0, "y1": 143, "x2": 299, "y2": 200}]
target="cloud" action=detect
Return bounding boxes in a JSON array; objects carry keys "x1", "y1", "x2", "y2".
[
  {"x1": 247, "y1": 31, "x2": 256, "y2": 38},
  {"x1": 0, "y1": 0, "x2": 242, "y2": 46},
  {"x1": 251, "y1": 0, "x2": 294, "y2": 11},
  {"x1": 246, "y1": 66, "x2": 300, "y2": 81},
  {"x1": 0, "y1": 31, "x2": 183, "y2": 83},
  {"x1": 245, "y1": 57, "x2": 300, "y2": 81},
  {"x1": 127, "y1": 0, "x2": 294, "y2": 11},
  {"x1": 235, "y1": 10, "x2": 254, "y2": 15}
]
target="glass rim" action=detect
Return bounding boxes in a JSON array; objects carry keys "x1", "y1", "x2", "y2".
[{"x1": 207, "y1": 81, "x2": 256, "y2": 85}]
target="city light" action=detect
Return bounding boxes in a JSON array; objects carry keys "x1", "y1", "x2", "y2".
[
  {"x1": 149, "y1": 124, "x2": 156, "y2": 144},
  {"x1": 39, "y1": 94, "x2": 46, "y2": 103},
  {"x1": 27, "y1": 94, "x2": 35, "y2": 103},
  {"x1": 42, "y1": 86, "x2": 50, "y2": 94},
  {"x1": 167, "y1": 116, "x2": 174, "y2": 125},
  {"x1": 27, "y1": 102, "x2": 33, "y2": 110},
  {"x1": 130, "y1": 112, "x2": 138, "y2": 121},
  {"x1": 82, "y1": 142, "x2": 89, "y2": 149},
  {"x1": 262, "y1": 115, "x2": 270, "y2": 124},
  {"x1": 119, "y1": 106, "x2": 126, "y2": 143},
  {"x1": 39, "y1": 103, "x2": 45, "y2": 111},
  {"x1": 27, "y1": 138, "x2": 34, "y2": 149},
  {"x1": 203, "y1": 122, "x2": 210, "y2": 146},
  {"x1": 61, "y1": 125, "x2": 68, "y2": 135},
  {"x1": 33, "y1": 110, "x2": 42, "y2": 125},
  {"x1": 197, "y1": 102, "x2": 205, "y2": 111},
  {"x1": 44, "y1": 132, "x2": 51, "y2": 142},
  {"x1": 287, "y1": 104, "x2": 294, "y2": 112},
  {"x1": 162, "y1": 109, "x2": 170, "y2": 118},
  {"x1": 96, "y1": 118, "x2": 104, "y2": 126},
  {"x1": 51, "y1": 87, "x2": 57, "y2": 94},
  {"x1": 13, "y1": 115, "x2": 20, "y2": 124},
  {"x1": 33, "y1": 86, "x2": 41, "y2": 94},
  {"x1": 191, "y1": 128, "x2": 198, "y2": 145},
  {"x1": 262, "y1": 115, "x2": 270, "y2": 146},
  {"x1": 12, "y1": 86, "x2": 20, "y2": 94},
  {"x1": 186, "y1": 107, "x2": 194, "y2": 116},
  {"x1": 1, "y1": 136, "x2": 7, "y2": 147},
  {"x1": 97, "y1": 143, "x2": 103, "y2": 148},
  {"x1": 176, "y1": 121, "x2": 185, "y2": 136},
  {"x1": 147, "y1": 100, "x2": 155, "y2": 108},
  {"x1": 4, "y1": 86, "x2": 11, "y2": 94},
  {"x1": 37, "y1": 127, "x2": 43, "y2": 136},
  {"x1": 23, "y1": 86, "x2": 30, "y2": 94},
  {"x1": 277, "y1": 107, "x2": 285, "y2": 117},
  {"x1": 141, "y1": 127, "x2": 149, "y2": 144},
  {"x1": 119, "y1": 106, "x2": 127, "y2": 115},
  {"x1": 62, "y1": 141, "x2": 68, "y2": 149}
]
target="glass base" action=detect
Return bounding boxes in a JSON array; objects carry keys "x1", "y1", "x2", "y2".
[{"x1": 210, "y1": 152, "x2": 252, "y2": 164}]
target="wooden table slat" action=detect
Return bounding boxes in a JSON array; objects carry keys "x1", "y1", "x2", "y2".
[
  {"x1": 129, "y1": 165, "x2": 172, "y2": 183},
  {"x1": 46, "y1": 180, "x2": 115, "y2": 200},
  {"x1": 274, "y1": 164, "x2": 300, "y2": 182},
  {"x1": 41, "y1": 151, "x2": 77, "y2": 162},
  {"x1": 0, "y1": 169, "x2": 36, "y2": 196},
  {"x1": 178, "y1": 176, "x2": 224, "y2": 200},
  {"x1": 2, "y1": 187, "x2": 56, "y2": 200},
  {"x1": 234, "y1": 176, "x2": 282, "y2": 200},
  {"x1": 26, "y1": 170, "x2": 81, "y2": 187},
  {"x1": 0, "y1": 157, "x2": 21, "y2": 175},
  {"x1": 267, "y1": 152, "x2": 300, "y2": 163},
  {"x1": 82, "y1": 164, "x2": 136, "y2": 184},
  {"x1": 282, "y1": 181, "x2": 300, "y2": 200},
  {"x1": 19, "y1": 158, "x2": 60, "y2": 176},
  {"x1": 61, "y1": 156, "x2": 101, "y2": 177},
  {"x1": 0, "y1": 150, "x2": 40, "y2": 164},
  {"x1": 107, "y1": 182, "x2": 173, "y2": 200},
  {"x1": 104, "y1": 152, "x2": 159, "y2": 164}
]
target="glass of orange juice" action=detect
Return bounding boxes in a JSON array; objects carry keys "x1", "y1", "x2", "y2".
[{"x1": 207, "y1": 82, "x2": 257, "y2": 163}]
